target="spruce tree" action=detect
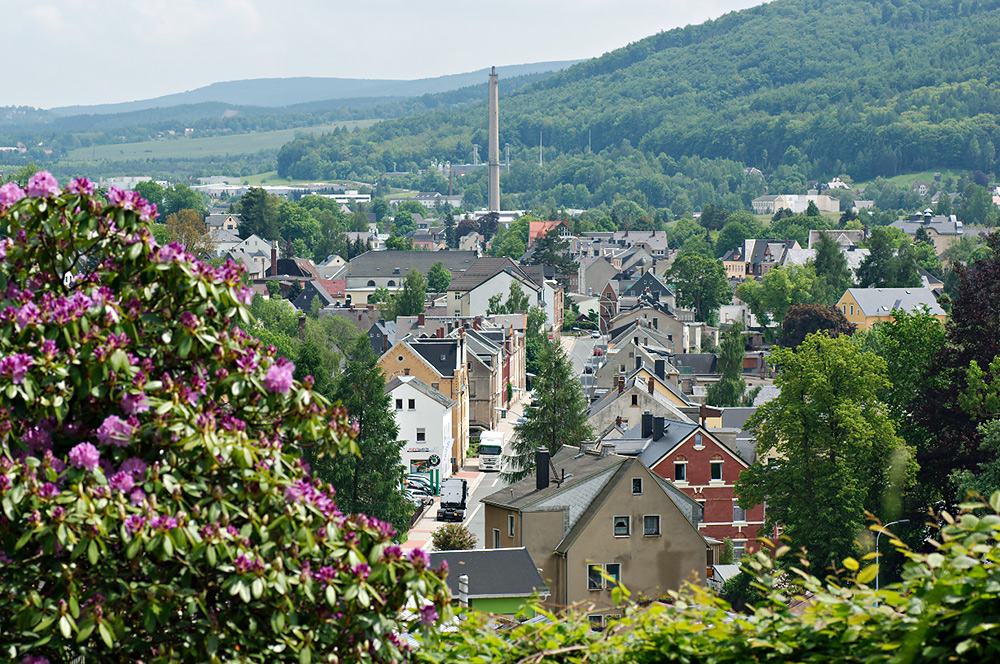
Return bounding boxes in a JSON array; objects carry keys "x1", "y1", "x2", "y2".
[
  {"x1": 311, "y1": 335, "x2": 412, "y2": 535},
  {"x1": 706, "y1": 321, "x2": 753, "y2": 407},
  {"x1": 502, "y1": 339, "x2": 594, "y2": 483}
]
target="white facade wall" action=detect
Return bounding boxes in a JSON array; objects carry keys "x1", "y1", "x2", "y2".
[
  {"x1": 451, "y1": 272, "x2": 538, "y2": 318},
  {"x1": 390, "y1": 379, "x2": 454, "y2": 479}
]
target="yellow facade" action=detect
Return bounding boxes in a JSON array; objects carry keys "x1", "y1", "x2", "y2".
[
  {"x1": 835, "y1": 291, "x2": 947, "y2": 331},
  {"x1": 378, "y1": 342, "x2": 469, "y2": 470}
]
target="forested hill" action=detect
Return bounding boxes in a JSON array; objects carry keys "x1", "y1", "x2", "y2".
[{"x1": 277, "y1": 0, "x2": 1000, "y2": 208}]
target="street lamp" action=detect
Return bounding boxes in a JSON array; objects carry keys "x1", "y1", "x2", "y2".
[{"x1": 875, "y1": 519, "x2": 909, "y2": 594}]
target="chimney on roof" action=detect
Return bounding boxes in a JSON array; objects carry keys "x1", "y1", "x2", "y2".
[
  {"x1": 417, "y1": 313, "x2": 425, "y2": 326},
  {"x1": 616, "y1": 415, "x2": 622, "y2": 427},
  {"x1": 654, "y1": 359, "x2": 665, "y2": 379},
  {"x1": 648, "y1": 376, "x2": 655, "y2": 395},
  {"x1": 404, "y1": 367, "x2": 410, "y2": 376},
  {"x1": 653, "y1": 416, "x2": 665, "y2": 441},
  {"x1": 437, "y1": 327, "x2": 444, "y2": 338},
  {"x1": 600, "y1": 443, "x2": 617, "y2": 457},
  {"x1": 617, "y1": 376, "x2": 624, "y2": 394},
  {"x1": 535, "y1": 449, "x2": 550, "y2": 491},
  {"x1": 641, "y1": 412, "x2": 653, "y2": 438},
  {"x1": 270, "y1": 241, "x2": 278, "y2": 277},
  {"x1": 580, "y1": 441, "x2": 595, "y2": 454}
]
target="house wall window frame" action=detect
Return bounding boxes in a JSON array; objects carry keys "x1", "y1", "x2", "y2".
[
  {"x1": 493, "y1": 528, "x2": 500, "y2": 549},
  {"x1": 395, "y1": 399, "x2": 403, "y2": 410},
  {"x1": 733, "y1": 501, "x2": 747, "y2": 523},
  {"x1": 674, "y1": 461, "x2": 687, "y2": 482},
  {"x1": 710, "y1": 460, "x2": 724, "y2": 481},
  {"x1": 508, "y1": 514, "x2": 515, "y2": 537},
  {"x1": 416, "y1": 429, "x2": 426, "y2": 443},
  {"x1": 632, "y1": 478, "x2": 643, "y2": 495},
  {"x1": 588, "y1": 562, "x2": 622, "y2": 591},
  {"x1": 643, "y1": 514, "x2": 661, "y2": 536},
  {"x1": 408, "y1": 399, "x2": 416, "y2": 410},
  {"x1": 613, "y1": 515, "x2": 631, "y2": 537}
]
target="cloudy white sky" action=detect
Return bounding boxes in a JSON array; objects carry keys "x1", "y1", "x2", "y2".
[{"x1": 7, "y1": 0, "x2": 765, "y2": 109}]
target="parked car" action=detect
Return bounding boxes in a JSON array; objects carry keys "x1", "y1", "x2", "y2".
[
  {"x1": 406, "y1": 489, "x2": 433, "y2": 506},
  {"x1": 593, "y1": 348, "x2": 603, "y2": 356},
  {"x1": 407, "y1": 484, "x2": 433, "y2": 497},
  {"x1": 407, "y1": 474, "x2": 433, "y2": 490},
  {"x1": 591, "y1": 331, "x2": 601, "y2": 339}
]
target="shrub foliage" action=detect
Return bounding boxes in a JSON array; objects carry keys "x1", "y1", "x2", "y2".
[{"x1": 0, "y1": 174, "x2": 448, "y2": 663}]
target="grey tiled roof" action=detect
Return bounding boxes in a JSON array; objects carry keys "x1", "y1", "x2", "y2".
[
  {"x1": 429, "y1": 548, "x2": 547, "y2": 599},
  {"x1": 384, "y1": 375, "x2": 454, "y2": 408},
  {"x1": 846, "y1": 287, "x2": 944, "y2": 317},
  {"x1": 347, "y1": 250, "x2": 479, "y2": 278}
]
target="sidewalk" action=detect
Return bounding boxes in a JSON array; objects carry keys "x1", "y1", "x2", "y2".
[{"x1": 402, "y1": 458, "x2": 487, "y2": 552}]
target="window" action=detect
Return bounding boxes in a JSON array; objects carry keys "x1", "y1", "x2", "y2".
[
  {"x1": 416, "y1": 429, "x2": 426, "y2": 442},
  {"x1": 694, "y1": 433, "x2": 704, "y2": 449},
  {"x1": 613, "y1": 515, "x2": 630, "y2": 537},
  {"x1": 850, "y1": 304, "x2": 854, "y2": 315},
  {"x1": 620, "y1": 364, "x2": 627, "y2": 372},
  {"x1": 454, "y1": 292, "x2": 461, "y2": 300},
  {"x1": 733, "y1": 503, "x2": 746, "y2": 522},
  {"x1": 493, "y1": 528, "x2": 500, "y2": 549},
  {"x1": 632, "y1": 478, "x2": 643, "y2": 495},
  {"x1": 588, "y1": 614, "x2": 604, "y2": 629},
  {"x1": 733, "y1": 541, "x2": 746, "y2": 559},
  {"x1": 387, "y1": 280, "x2": 396, "y2": 287},
  {"x1": 643, "y1": 515, "x2": 661, "y2": 536},
  {"x1": 605, "y1": 563, "x2": 621, "y2": 586},
  {"x1": 587, "y1": 564, "x2": 604, "y2": 590},
  {"x1": 508, "y1": 514, "x2": 515, "y2": 537},
  {"x1": 631, "y1": 394, "x2": 638, "y2": 406},
  {"x1": 408, "y1": 399, "x2": 415, "y2": 410},
  {"x1": 711, "y1": 460, "x2": 723, "y2": 481},
  {"x1": 431, "y1": 382, "x2": 439, "y2": 391},
  {"x1": 395, "y1": 399, "x2": 403, "y2": 410},
  {"x1": 367, "y1": 280, "x2": 376, "y2": 287},
  {"x1": 674, "y1": 462, "x2": 687, "y2": 482}
]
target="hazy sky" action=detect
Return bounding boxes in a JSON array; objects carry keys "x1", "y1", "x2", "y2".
[{"x1": 7, "y1": 0, "x2": 765, "y2": 109}]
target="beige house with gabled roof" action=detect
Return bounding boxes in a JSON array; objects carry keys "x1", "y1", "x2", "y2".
[{"x1": 482, "y1": 445, "x2": 707, "y2": 616}]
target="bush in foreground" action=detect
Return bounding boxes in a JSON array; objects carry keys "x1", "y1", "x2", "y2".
[
  {"x1": 418, "y1": 497, "x2": 1000, "y2": 663},
  {"x1": 0, "y1": 174, "x2": 448, "y2": 663}
]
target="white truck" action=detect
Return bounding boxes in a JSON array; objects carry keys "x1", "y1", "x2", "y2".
[
  {"x1": 478, "y1": 431, "x2": 505, "y2": 472},
  {"x1": 436, "y1": 477, "x2": 468, "y2": 522}
]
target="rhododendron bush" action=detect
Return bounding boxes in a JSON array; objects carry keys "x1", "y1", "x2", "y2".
[{"x1": 0, "y1": 174, "x2": 448, "y2": 663}]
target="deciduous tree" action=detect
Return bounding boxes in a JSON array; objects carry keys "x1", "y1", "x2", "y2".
[
  {"x1": 427, "y1": 261, "x2": 452, "y2": 292},
  {"x1": 777, "y1": 303, "x2": 855, "y2": 349},
  {"x1": 736, "y1": 334, "x2": 915, "y2": 573},
  {"x1": 706, "y1": 321, "x2": 757, "y2": 407},
  {"x1": 666, "y1": 251, "x2": 731, "y2": 325}
]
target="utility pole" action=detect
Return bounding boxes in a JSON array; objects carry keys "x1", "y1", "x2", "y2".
[{"x1": 539, "y1": 131, "x2": 543, "y2": 168}]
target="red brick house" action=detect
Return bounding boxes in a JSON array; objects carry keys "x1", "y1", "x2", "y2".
[{"x1": 613, "y1": 414, "x2": 766, "y2": 557}]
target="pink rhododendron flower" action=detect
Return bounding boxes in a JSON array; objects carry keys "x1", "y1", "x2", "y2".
[
  {"x1": 263, "y1": 358, "x2": 295, "y2": 394},
  {"x1": 0, "y1": 182, "x2": 26, "y2": 211},
  {"x1": 121, "y1": 391, "x2": 150, "y2": 414},
  {"x1": 26, "y1": 171, "x2": 59, "y2": 198},
  {"x1": 109, "y1": 471, "x2": 135, "y2": 494},
  {"x1": 418, "y1": 604, "x2": 438, "y2": 626},
  {"x1": 66, "y1": 177, "x2": 94, "y2": 195},
  {"x1": 68, "y1": 442, "x2": 100, "y2": 471},
  {"x1": 0, "y1": 353, "x2": 33, "y2": 385},
  {"x1": 96, "y1": 414, "x2": 135, "y2": 447}
]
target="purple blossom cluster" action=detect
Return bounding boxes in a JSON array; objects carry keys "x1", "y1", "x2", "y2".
[
  {"x1": 26, "y1": 171, "x2": 60, "y2": 198},
  {"x1": 0, "y1": 353, "x2": 32, "y2": 384},
  {"x1": 96, "y1": 415, "x2": 136, "y2": 448},
  {"x1": 68, "y1": 442, "x2": 100, "y2": 471},
  {"x1": 0, "y1": 182, "x2": 26, "y2": 211},
  {"x1": 264, "y1": 357, "x2": 295, "y2": 394},
  {"x1": 284, "y1": 478, "x2": 340, "y2": 519},
  {"x1": 234, "y1": 553, "x2": 265, "y2": 575},
  {"x1": 106, "y1": 186, "x2": 156, "y2": 221}
]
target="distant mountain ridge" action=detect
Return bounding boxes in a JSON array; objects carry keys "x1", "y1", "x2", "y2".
[{"x1": 47, "y1": 61, "x2": 582, "y2": 116}]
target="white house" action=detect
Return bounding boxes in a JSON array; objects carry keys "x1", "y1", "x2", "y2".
[
  {"x1": 385, "y1": 375, "x2": 455, "y2": 481},
  {"x1": 446, "y1": 257, "x2": 540, "y2": 318}
]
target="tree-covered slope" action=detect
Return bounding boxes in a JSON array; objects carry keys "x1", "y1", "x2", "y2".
[{"x1": 278, "y1": 0, "x2": 1000, "y2": 202}]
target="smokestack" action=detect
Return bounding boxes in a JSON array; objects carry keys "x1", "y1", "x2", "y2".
[
  {"x1": 641, "y1": 413, "x2": 653, "y2": 438},
  {"x1": 648, "y1": 377, "x2": 655, "y2": 395},
  {"x1": 488, "y1": 66, "x2": 500, "y2": 213},
  {"x1": 655, "y1": 359, "x2": 665, "y2": 379},
  {"x1": 535, "y1": 449, "x2": 550, "y2": 491},
  {"x1": 417, "y1": 313, "x2": 425, "y2": 326},
  {"x1": 270, "y1": 241, "x2": 278, "y2": 277}
]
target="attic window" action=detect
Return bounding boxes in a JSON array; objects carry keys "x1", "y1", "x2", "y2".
[
  {"x1": 394, "y1": 267, "x2": 400, "y2": 274},
  {"x1": 441, "y1": 355, "x2": 447, "y2": 361}
]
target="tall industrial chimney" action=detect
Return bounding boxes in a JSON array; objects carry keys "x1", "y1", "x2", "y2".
[{"x1": 488, "y1": 66, "x2": 500, "y2": 213}]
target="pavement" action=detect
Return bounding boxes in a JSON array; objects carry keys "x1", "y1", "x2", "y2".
[
  {"x1": 402, "y1": 460, "x2": 488, "y2": 551},
  {"x1": 403, "y1": 390, "x2": 532, "y2": 551}
]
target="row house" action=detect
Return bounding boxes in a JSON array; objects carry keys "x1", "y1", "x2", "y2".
[
  {"x1": 385, "y1": 375, "x2": 454, "y2": 479},
  {"x1": 482, "y1": 445, "x2": 707, "y2": 618},
  {"x1": 377, "y1": 332, "x2": 470, "y2": 472},
  {"x1": 615, "y1": 414, "x2": 766, "y2": 557},
  {"x1": 721, "y1": 239, "x2": 801, "y2": 282}
]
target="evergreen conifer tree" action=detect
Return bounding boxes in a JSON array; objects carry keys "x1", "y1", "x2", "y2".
[
  {"x1": 502, "y1": 339, "x2": 593, "y2": 483},
  {"x1": 312, "y1": 335, "x2": 412, "y2": 535},
  {"x1": 706, "y1": 321, "x2": 756, "y2": 407}
]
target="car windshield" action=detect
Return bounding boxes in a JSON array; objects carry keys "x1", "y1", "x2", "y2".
[{"x1": 479, "y1": 445, "x2": 502, "y2": 456}]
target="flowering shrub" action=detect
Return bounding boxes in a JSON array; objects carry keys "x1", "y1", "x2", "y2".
[{"x1": 0, "y1": 175, "x2": 448, "y2": 662}]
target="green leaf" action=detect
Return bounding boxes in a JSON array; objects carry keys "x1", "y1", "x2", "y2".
[
  {"x1": 857, "y1": 564, "x2": 878, "y2": 585},
  {"x1": 88, "y1": 539, "x2": 99, "y2": 565},
  {"x1": 59, "y1": 614, "x2": 72, "y2": 638},
  {"x1": 842, "y1": 557, "x2": 859, "y2": 572},
  {"x1": 299, "y1": 646, "x2": 312, "y2": 664},
  {"x1": 990, "y1": 491, "x2": 1000, "y2": 513},
  {"x1": 98, "y1": 621, "x2": 115, "y2": 647},
  {"x1": 252, "y1": 577, "x2": 264, "y2": 599}
]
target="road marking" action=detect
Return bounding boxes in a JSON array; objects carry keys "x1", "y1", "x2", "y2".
[
  {"x1": 465, "y1": 502, "x2": 483, "y2": 527},
  {"x1": 491, "y1": 475, "x2": 500, "y2": 487}
]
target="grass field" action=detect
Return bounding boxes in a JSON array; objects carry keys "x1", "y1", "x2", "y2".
[
  {"x1": 66, "y1": 120, "x2": 379, "y2": 162},
  {"x1": 854, "y1": 169, "x2": 966, "y2": 190}
]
